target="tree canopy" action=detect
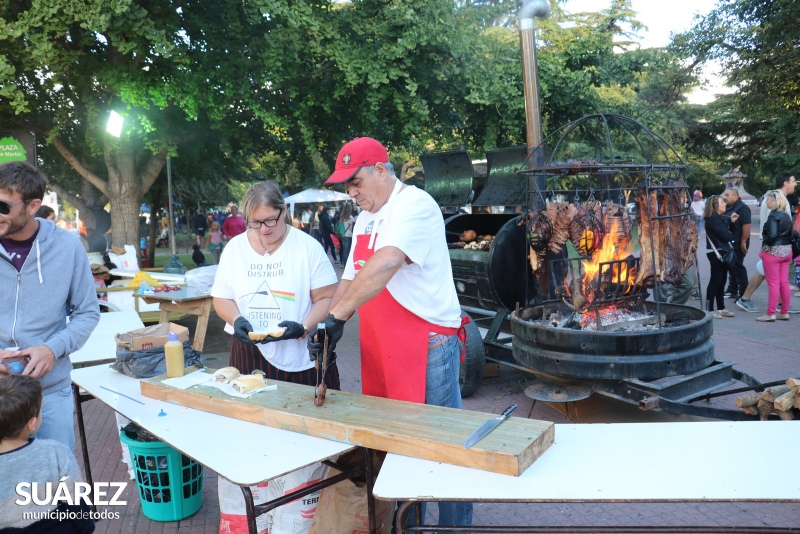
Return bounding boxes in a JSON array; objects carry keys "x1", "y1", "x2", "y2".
[
  {"x1": 1, "y1": 0, "x2": 710, "y2": 246},
  {"x1": 673, "y1": 0, "x2": 800, "y2": 192}
]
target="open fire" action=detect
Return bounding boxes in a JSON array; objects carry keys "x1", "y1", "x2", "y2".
[{"x1": 522, "y1": 180, "x2": 698, "y2": 331}]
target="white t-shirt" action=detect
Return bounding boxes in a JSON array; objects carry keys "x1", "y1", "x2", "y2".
[
  {"x1": 342, "y1": 180, "x2": 461, "y2": 328},
  {"x1": 211, "y1": 228, "x2": 337, "y2": 371},
  {"x1": 690, "y1": 200, "x2": 705, "y2": 218}
]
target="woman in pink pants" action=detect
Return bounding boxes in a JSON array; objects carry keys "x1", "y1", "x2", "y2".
[{"x1": 758, "y1": 190, "x2": 794, "y2": 322}]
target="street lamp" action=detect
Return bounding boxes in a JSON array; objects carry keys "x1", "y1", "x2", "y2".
[{"x1": 106, "y1": 110, "x2": 184, "y2": 274}]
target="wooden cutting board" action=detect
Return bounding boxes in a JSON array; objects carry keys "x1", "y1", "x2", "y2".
[{"x1": 140, "y1": 374, "x2": 553, "y2": 476}]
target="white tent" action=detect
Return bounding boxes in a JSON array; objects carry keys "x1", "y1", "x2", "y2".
[{"x1": 285, "y1": 188, "x2": 351, "y2": 218}]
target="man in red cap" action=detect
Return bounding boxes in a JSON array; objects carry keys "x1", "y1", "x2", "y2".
[{"x1": 311, "y1": 137, "x2": 472, "y2": 530}]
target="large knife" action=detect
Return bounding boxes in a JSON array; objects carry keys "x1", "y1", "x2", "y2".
[{"x1": 463, "y1": 405, "x2": 518, "y2": 449}]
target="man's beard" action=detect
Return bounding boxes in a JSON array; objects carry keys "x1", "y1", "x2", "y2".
[{"x1": 0, "y1": 211, "x2": 30, "y2": 239}]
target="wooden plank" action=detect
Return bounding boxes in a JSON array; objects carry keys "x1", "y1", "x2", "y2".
[{"x1": 140, "y1": 374, "x2": 554, "y2": 476}]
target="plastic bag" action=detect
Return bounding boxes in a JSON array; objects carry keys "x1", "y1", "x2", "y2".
[
  {"x1": 185, "y1": 265, "x2": 218, "y2": 288},
  {"x1": 266, "y1": 462, "x2": 330, "y2": 534},
  {"x1": 218, "y1": 477, "x2": 270, "y2": 534},
  {"x1": 309, "y1": 450, "x2": 394, "y2": 534},
  {"x1": 127, "y1": 271, "x2": 159, "y2": 289},
  {"x1": 108, "y1": 244, "x2": 139, "y2": 271},
  {"x1": 111, "y1": 341, "x2": 203, "y2": 379}
]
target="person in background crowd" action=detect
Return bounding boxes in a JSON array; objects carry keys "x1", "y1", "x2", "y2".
[
  {"x1": 35, "y1": 205, "x2": 56, "y2": 221},
  {"x1": 0, "y1": 161, "x2": 100, "y2": 451},
  {"x1": 223, "y1": 205, "x2": 247, "y2": 239},
  {"x1": 300, "y1": 206, "x2": 312, "y2": 234},
  {"x1": 312, "y1": 137, "x2": 472, "y2": 531},
  {"x1": 317, "y1": 204, "x2": 338, "y2": 263},
  {"x1": 704, "y1": 195, "x2": 738, "y2": 319},
  {"x1": 310, "y1": 204, "x2": 321, "y2": 243},
  {"x1": 756, "y1": 190, "x2": 794, "y2": 322},
  {"x1": 215, "y1": 210, "x2": 227, "y2": 228},
  {"x1": 722, "y1": 187, "x2": 751, "y2": 301},
  {"x1": 192, "y1": 243, "x2": 208, "y2": 266},
  {"x1": 691, "y1": 190, "x2": 705, "y2": 234},
  {"x1": 736, "y1": 173, "x2": 799, "y2": 314},
  {"x1": 206, "y1": 220, "x2": 224, "y2": 264},
  {"x1": 337, "y1": 203, "x2": 355, "y2": 268},
  {"x1": 193, "y1": 209, "x2": 207, "y2": 246}
]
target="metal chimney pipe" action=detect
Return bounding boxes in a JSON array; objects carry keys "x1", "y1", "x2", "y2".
[{"x1": 519, "y1": 0, "x2": 549, "y2": 165}]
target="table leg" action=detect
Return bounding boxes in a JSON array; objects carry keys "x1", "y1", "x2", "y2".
[
  {"x1": 365, "y1": 448, "x2": 376, "y2": 534},
  {"x1": 241, "y1": 485, "x2": 257, "y2": 534},
  {"x1": 192, "y1": 298, "x2": 213, "y2": 353},
  {"x1": 72, "y1": 384, "x2": 97, "y2": 513},
  {"x1": 159, "y1": 308, "x2": 170, "y2": 324}
]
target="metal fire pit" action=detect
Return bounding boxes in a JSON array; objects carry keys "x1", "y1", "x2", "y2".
[{"x1": 511, "y1": 301, "x2": 713, "y2": 380}]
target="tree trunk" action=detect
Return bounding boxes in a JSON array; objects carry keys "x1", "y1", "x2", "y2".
[{"x1": 107, "y1": 151, "x2": 143, "y2": 249}]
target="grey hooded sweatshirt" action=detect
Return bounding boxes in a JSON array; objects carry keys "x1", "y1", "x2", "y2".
[{"x1": 0, "y1": 218, "x2": 100, "y2": 394}]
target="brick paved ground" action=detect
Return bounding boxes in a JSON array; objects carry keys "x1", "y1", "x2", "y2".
[{"x1": 77, "y1": 237, "x2": 800, "y2": 533}]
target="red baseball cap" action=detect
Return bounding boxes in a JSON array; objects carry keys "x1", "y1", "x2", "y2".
[{"x1": 325, "y1": 137, "x2": 389, "y2": 185}]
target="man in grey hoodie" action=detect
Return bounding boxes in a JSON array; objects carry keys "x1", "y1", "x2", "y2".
[{"x1": 0, "y1": 161, "x2": 100, "y2": 451}]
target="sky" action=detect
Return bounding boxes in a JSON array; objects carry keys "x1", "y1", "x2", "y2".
[{"x1": 563, "y1": 0, "x2": 728, "y2": 104}]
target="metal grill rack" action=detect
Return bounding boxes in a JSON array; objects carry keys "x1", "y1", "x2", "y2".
[{"x1": 517, "y1": 114, "x2": 697, "y2": 329}]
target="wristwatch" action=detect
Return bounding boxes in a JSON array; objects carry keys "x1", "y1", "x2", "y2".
[{"x1": 302, "y1": 324, "x2": 310, "y2": 338}]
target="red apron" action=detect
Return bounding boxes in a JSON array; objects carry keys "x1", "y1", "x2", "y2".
[{"x1": 353, "y1": 228, "x2": 465, "y2": 403}]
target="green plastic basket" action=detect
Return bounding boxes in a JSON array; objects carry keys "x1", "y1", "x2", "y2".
[{"x1": 119, "y1": 429, "x2": 203, "y2": 521}]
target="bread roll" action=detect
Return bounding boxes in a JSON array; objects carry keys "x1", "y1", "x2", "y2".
[
  {"x1": 248, "y1": 326, "x2": 286, "y2": 341},
  {"x1": 230, "y1": 375, "x2": 266, "y2": 394},
  {"x1": 213, "y1": 367, "x2": 240, "y2": 383}
]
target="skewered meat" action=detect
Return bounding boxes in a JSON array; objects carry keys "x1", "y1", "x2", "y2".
[
  {"x1": 570, "y1": 203, "x2": 604, "y2": 257},
  {"x1": 545, "y1": 202, "x2": 576, "y2": 254},
  {"x1": 634, "y1": 180, "x2": 696, "y2": 287},
  {"x1": 602, "y1": 202, "x2": 632, "y2": 251}
]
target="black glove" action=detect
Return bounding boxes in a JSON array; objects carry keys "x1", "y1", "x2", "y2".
[
  {"x1": 307, "y1": 327, "x2": 323, "y2": 362},
  {"x1": 322, "y1": 313, "x2": 346, "y2": 358},
  {"x1": 277, "y1": 321, "x2": 306, "y2": 341},
  {"x1": 306, "y1": 314, "x2": 345, "y2": 363},
  {"x1": 307, "y1": 328, "x2": 338, "y2": 367},
  {"x1": 233, "y1": 316, "x2": 254, "y2": 345}
]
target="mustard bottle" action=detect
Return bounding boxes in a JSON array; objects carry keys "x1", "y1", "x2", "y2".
[{"x1": 165, "y1": 332, "x2": 185, "y2": 378}]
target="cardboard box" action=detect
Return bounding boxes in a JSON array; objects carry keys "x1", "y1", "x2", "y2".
[{"x1": 115, "y1": 323, "x2": 190, "y2": 351}]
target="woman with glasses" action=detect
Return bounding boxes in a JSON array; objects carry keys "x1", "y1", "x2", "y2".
[{"x1": 210, "y1": 181, "x2": 340, "y2": 387}]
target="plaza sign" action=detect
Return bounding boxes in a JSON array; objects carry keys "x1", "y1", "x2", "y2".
[{"x1": 0, "y1": 130, "x2": 36, "y2": 165}]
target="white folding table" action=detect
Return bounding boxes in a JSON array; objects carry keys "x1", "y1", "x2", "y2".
[
  {"x1": 373, "y1": 421, "x2": 800, "y2": 533},
  {"x1": 71, "y1": 365, "x2": 368, "y2": 534}
]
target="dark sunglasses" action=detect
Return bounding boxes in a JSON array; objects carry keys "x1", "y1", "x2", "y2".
[{"x1": 0, "y1": 199, "x2": 25, "y2": 215}]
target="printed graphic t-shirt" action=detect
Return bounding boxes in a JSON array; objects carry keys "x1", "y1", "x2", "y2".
[
  {"x1": 342, "y1": 181, "x2": 461, "y2": 328},
  {"x1": 211, "y1": 228, "x2": 337, "y2": 371},
  {"x1": 0, "y1": 229, "x2": 38, "y2": 272}
]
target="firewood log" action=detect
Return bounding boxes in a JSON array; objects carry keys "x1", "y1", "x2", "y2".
[
  {"x1": 757, "y1": 399, "x2": 773, "y2": 421},
  {"x1": 786, "y1": 378, "x2": 800, "y2": 392},
  {"x1": 761, "y1": 385, "x2": 791, "y2": 402},
  {"x1": 742, "y1": 406, "x2": 759, "y2": 416},
  {"x1": 773, "y1": 389, "x2": 797, "y2": 412},
  {"x1": 775, "y1": 408, "x2": 796, "y2": 421},
  {"x1": 794, "y1": 396, "x2": 800, "y2": 410},
  {"x1": 734, "y1": 392, "x2": 761, "y2": 408}
]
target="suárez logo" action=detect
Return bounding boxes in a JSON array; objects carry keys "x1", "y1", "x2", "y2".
[{"x1": 15, "y1": 477, "x2": 128, "y2": 506}]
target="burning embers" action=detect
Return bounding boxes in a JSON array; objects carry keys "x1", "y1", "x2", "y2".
[
  {"x1": 548, "y1": 306, "x2": 663, "y2": 332},
  {"x1": 521, "y1": 179, "x2": 698, "y2": 330}
]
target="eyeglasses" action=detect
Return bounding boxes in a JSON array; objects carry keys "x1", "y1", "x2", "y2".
[
  {"x1": 248, "y1": 208, "x2": 284, "y2": 229},
  {"x1": 0, "y1": 199, "x2": 25, "y2": 215}
]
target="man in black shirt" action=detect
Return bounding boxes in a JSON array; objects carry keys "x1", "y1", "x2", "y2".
[
  {"x1": 722, "y1": 187, "x2": 752, "y2": 300},
  {"x1": 192, "y1": 210, "x2": 207, "y2": 246},
  {"x1": 317, "y1": 205, "x2": 338, "y2": 262}
]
